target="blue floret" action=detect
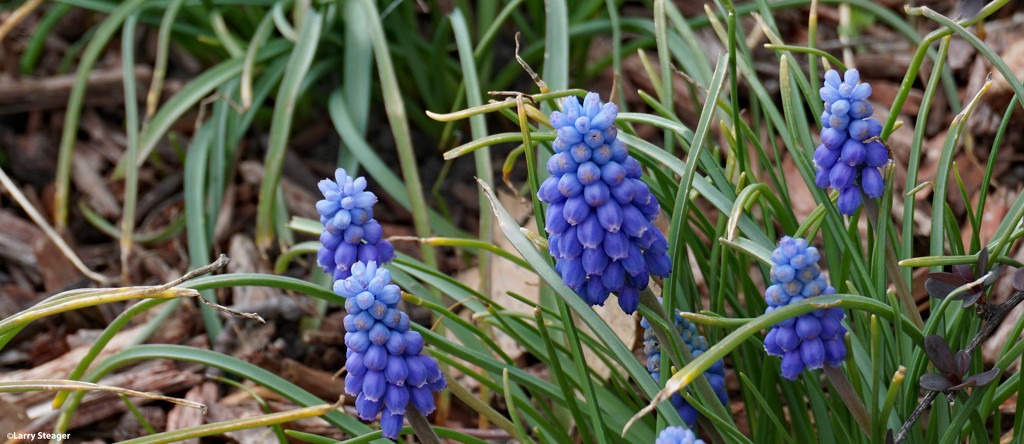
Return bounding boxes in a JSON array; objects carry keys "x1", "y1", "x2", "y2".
[
  {"x1": 763, "y1": 237, "x2": 847, "y2": 380},
  {"x1": 540, "y1": 92, "x2": 672, "y2": 314},
  {"x1": 655, "y1": 426, "x2": 706, "y2": 444},
  {"x1": 641, "y1": 304, "x2": 728, "y2": 427},
  {"x1": 813, "y1": 69, "x2": 890, "y2": 215},
  {"x1": 317, "y1": 169, "x2": 396, "y2": 281},
  {"x1": 340, "y1": 262, "x2": 446, "y2": 439}
]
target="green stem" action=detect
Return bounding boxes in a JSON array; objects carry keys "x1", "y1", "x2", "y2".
[
  {"x1": 406, "y1": 407, "x2": 443, "y2": 444},
  {"x1": 823, "y1": 365, "x2": 870, "y2": 435},
  {"x1": 864, "y1": 198, "x2": 924, "y2": 328},
  {"x1": 357, "y1": 0, "x2": 435, "y2": 268}
]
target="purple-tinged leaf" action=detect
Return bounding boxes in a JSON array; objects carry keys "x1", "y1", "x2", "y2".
[
  {"x1": 958, "y1": 291, "x2": 983, "y2": 308},
  {"x1": 927, "y1": 272, "x2": 967, "y2": 286},
  {"x1": 952, "y1": 264, "x2": 974, "y2": 282},
  {"x1": 1014, "y1": 268, "x2": 1024, "y2": 292},
  {"x1": 978, "y1": 248, "x2": 989, "y2": 274},
  {"x1": 962, "y1": 367, "x2": 1001, "y2": 388},
  {"x1": 925, "y1": 279, "x2": 958, "y2": 299},
  {"x1": 983, "y1": 264, "x2": 1003, "y2": 288},
  {"x1": 955, "y1": 350, "x2": 970, "y2": 376},
  {"x1": 919, "y1": 373, "x2": 955, "y2": 391},
  {"x1": 924, "y1": 335, "x2": 957, "y2": 375}
]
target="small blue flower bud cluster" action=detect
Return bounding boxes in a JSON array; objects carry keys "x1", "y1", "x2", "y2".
[
  {"x1": 814, "y1": 69, "x2": 889, "y2": 215},
  {"x1": 655, "y1": 426, "x2": 706, "y2": 444},
  {"x1": 641, "y1": 307, "x2": 727, "y2": 428},
  {"x1": 538, "y1": 92, "x2": 672, "y2": 314},
  {"x1": 316, "y1": 168, "x2": 396, "y2": 281},
  {"x1": 763, "y1": 236, "x2": 847, "y2": 380},
  {"x1": 340, "y1": 262, "x2": 447, "y2": 440}
]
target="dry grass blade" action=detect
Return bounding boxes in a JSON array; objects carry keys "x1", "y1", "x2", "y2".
[
  {"x1": 0, "y1": 0, "x2": 45, "y2": 44},
  {"x1": 0, "y1": 164, "x2": 114, "y2": 284},
  {"x1": 0, "y1": 380, "x2": 206, "y2": 413}
]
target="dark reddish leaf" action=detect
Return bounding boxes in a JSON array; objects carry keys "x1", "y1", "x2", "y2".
[
  {"x1": 924, "y1": 335, "x2": 957, "y2": 375},
  {"x1": 963, "y1": 367, "x2": 1001, "y2": 388},
  {"x1": 925, "y1": 279, "x2": 959, "y2": 299},
  {"x1": 955, "y1": 350, "x2": 970, "y2": 376},
  {"x1": 927, "y1": 272, "x2": 968, "y2": 286},
  {"x1": 983, "y1": 264, "x2": 1003, "y2": 287},
  {"x1": 1014, "y1": 268, "x2": 1024, "y2": 292},
  {"x1": 958, "y1": 291, "x2": 983, "y2": 308},
  {"x1": 919, "y1": 373, "x2": 955, "y2": 391},
  {"x1": 952, "y1": 264, "x2": 973, "y2": 282},
  {"x1": 886, "y1": 431, "x2": 895, "y2": 444},
  {"x1": 977, "y1": 248, "x2": 989, "y2": 273}
]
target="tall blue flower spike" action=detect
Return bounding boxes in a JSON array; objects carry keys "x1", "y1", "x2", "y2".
[
  {"x1": 655, "y1": 426, "x2": 707, "y2": 444},
  {"x1": 814, "y1": 69, "x2": 890, "y2": 215},
  {"x1": 539, "y1": 92, "x2": 672, "y2": 314},
  {"x1": 641, "y1": 304, "x2": 728, "y2": 428},
  {"x1": 317, "y1": 168, "x2": 396, "y2": 281},
  {"x1": 763, "y1": 237, "x2": 847, "y2": 380},
  {"x1": 339, "y1": 262, "x2": 447, "y2": 440}
]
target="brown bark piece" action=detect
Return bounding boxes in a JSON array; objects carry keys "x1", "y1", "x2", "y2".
[
  {"x1": 0, "y1": 209, "x2": 43, "y2": 269},
  {"x1": 71, "y1": 143, "x2": 120, "y2": 218},
  {"x1": 165, "y1": 381, "x2": 218, "y2": 444},
  {"x1": 32, "y1": 234, "x2": 83, "y2": 294},
  {"x1": 278, "y1": 358, "x2": 346, "y2": 402},
  {"x1": 227, "y1": 234, "x2": 277, "y2": 308}
]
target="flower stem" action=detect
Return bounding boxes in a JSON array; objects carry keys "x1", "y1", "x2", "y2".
[
  {"x1": 864, "y1": 197, "x2": 924, "y2": 329},
  {"x1": 407, "y1": 406, "x2": 443, "y2": 444},
  {"x1": 823, "y1": 365, "x2": 871, "y2": 435}
]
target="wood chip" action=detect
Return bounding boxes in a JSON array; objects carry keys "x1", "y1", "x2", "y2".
[
  {"x1": 32, "y1": 233, "x2": 84, "y2": 293},
  {"x1": 0, "y1": 209, "x2": 42, "y2": 269},
  {"x1": 166, "y1": 381, "x2": 218, "y2": 443},
  {"x1": 227, "y1": 234, "x2": 277, "y2": 308},
  {"x1": 71, "y1": 142, "x2": 120, "y2": 218}
]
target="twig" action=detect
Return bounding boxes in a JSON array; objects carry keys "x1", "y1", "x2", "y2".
[
  {"x1": 179, "y1": 254, "x2": 264, "y2": 323},
  {"x1": 513, "y1": 32, "x2": 547, "y2": 94},
  {"x1": 160, "y1": 254, "x2": 230, "y2": 290},
  {"x1": 893, "y1": 290, "x2": 1024, "y2": 442}
]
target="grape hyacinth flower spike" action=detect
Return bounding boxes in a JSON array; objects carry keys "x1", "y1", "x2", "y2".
[
  {"x1": 642, "y1": 306, "x2": 727, "y2": 427},
  {"x1": 814, "y1": 69, "x2": 890, "y2": 215},
  {"x1": 763, "y1": 236, "x2": 847, "y2": 380},
  {"x1": 538, "y1": 92, "x2": 672, "y2": 314},
  {"x1": 655, "y1": 426, "x2": 706, "y2": 444},
  {"x1": 339, "y1": 262, "x2": 446, "y2": 440},
  {"x1": 317, "y1": 168, "x2": 396, "y2": 281}
]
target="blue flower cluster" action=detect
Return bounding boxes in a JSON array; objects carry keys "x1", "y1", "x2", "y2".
[
  {"x1": 340, "y1": 262, "x2": 447, "y2": 440},
  {"x1": 317, "y1": 168, "x2": 396, "y2": 281},
  {"x1": 641, "y1": 307, "x2": 727, "y2": 428},
  {"x1": 813, "y1": 69, "x2": 889, "y2": 215},
  {"x1": 538, "y1": 92, "x2": 671, "y2": 314},
  {"x1": 763, "y1": 237, "x2": 847, "y2": 380},
  {"x1": 655, "y1": 426, "x2": 706, "y2": 444}
]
